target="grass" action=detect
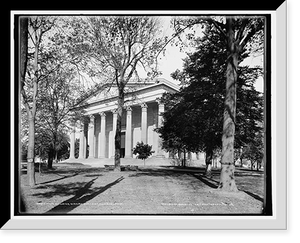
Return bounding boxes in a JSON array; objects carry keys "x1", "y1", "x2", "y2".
[{"x1": 19, "y1": 163, "x2": 264, "y2": 215}]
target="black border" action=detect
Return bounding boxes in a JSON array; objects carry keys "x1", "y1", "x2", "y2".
[
  {"x1": 263, "y1": 14, "x2": 272, "y2": 215},
  {"x1": 10, "y1": 13, "x2": 273, "y2": 219},
  {"x1": 8, "y1": 0, "x2": 284, "y2": 11}
]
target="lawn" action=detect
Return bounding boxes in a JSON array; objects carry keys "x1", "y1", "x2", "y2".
[{"x1": 20, "y1": 163, "x2": 264, "y2": 215}]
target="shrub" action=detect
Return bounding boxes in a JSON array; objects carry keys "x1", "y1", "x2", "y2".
[{"x1": 132, "y1": 142, "x2": 155, "y2": 166}]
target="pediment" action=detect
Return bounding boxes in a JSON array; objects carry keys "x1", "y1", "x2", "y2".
[{"x1": 75, "y1": 78, "x2": 179, "y2": 109}]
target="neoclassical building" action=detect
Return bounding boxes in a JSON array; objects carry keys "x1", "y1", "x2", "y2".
[{"x1": 67, "y1": 78, "x2": 205, "y2": 167}]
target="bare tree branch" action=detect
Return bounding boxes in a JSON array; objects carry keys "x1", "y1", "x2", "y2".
[
  {"x1": 240, "y1": 20, "x2": 263, "y2": 48},
  {"x1": 236, "y1": 19, "x2": 249, "y2": 44}
]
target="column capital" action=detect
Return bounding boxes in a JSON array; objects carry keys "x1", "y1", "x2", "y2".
[
  {"x1": 88, "y1": 114, "x2": 95, "y2": 123},
  {"x1": 125, "y1": 105, "x2": 132, "y2": 111},
  {"x1": 99, "y1": 112, "x2": 106, "y2": 117},
  {"x1": 111, "y1": 108, "x2": 118, "y2": 114},
  {"x1": 155, "y1": 97, "x2": 163, "y2": 104},
  {"x1": 141, "y1": 103, "x2": 148, "y2": 109}
]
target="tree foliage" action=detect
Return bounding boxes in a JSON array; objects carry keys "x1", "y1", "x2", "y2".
[
  {"x1": 170, "y1": 16, "x2": 264, "y2": 191},
  {"x1": 157, "y1": 20, "x2": 264, "y2": 177},
  {"x1": 241, "y1": 130, "x2": 264, "y2": 170},
  {"x1": 20, "y1": 16, "x2": 86, "y2": 170},
  {"x1": 20, "y1": 16, "x2": 56, "y2": 186},
  {"x1": 132, "y1": 142, "x2": 155, "y2": 166},
  {"x1": 35, "y1": 63, "x2": 83, "y2": 168}
]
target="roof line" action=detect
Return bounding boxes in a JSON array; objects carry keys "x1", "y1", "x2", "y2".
[{"x1": 71, "y1": 78, "x2": 179, "y2": 110}]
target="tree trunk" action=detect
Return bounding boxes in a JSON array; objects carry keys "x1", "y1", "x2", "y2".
[
  {"x1": 47, "y1": 148, "x2": 54, "y2": 169},
  {"x1": 20, "y1": 17, "x2": 36, "y2": 187},
  {"x1": 218, "y1": 17, "x2": 239, "y2": 192},
  {"x1": 114, "y1": 85, "x2": 125, "y2": 172},
  {"x1": 27, "y1": 116, "x2": 36, "y2": 186},
  {"x1": 183, "y1": 149, "x2": 186, "y2": 167},
  {"x1": 20, "y1": 17, "x2": 28, "y2": 85},
  {"x1": 55, "y1": 151, "x2": 58, "y2": 163},
  {"x1": 48, "y1": 133, "x2": 58, "y2": 169},
  {"x1": 205, "y1": 149, "x2": 213, "y2": 178}
]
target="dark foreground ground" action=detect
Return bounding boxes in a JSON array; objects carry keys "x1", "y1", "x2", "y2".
[{"x1": 20, "y1": 163, "x2": 264, "y2": 215}]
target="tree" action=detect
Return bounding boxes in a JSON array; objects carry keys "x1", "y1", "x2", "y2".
[
  {"x1": 158, "y1": 20, "x2": 263, "y2": 179},
  {"x1": 155, "y1": 92, "x2": 189, "y2": 159},
  {"x1": 20, "y1": 16, "x2": 85, "y2": 174},
  {"x1": 20, "y1": 16, "x2": 55, "y2": 186},
  {"x1": 171, "y1": 16, "x2": 264, "y2": 191},
  {"x1": 241, "y1": 130, "x2": 264, "y2": 170},
  {"x1": 66, "y1": 16, "x2": 165, "y2": 171},
  {"x1": 210, "y1": 17, "x2": 264, "y2": 191},
  {"x1": 34, "y1": 125, "x2": 70, "y2": 163},
  {"x1": 36, "y1": 50, "x2": 83, "y2": 169},
  {"x1": 132, "y1": 142, "x2": 155, "y2": 166}
]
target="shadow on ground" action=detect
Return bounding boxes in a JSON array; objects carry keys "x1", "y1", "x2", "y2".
[
  {"x1": 37, "y1": 172, "x2": 80, "y2": 186},
  {"x1": 24, "y1": 166, "x2": 263, "y2": 214},
  {"x1": 31, "y1": 166, "x2": 106, "y2": 186},
  {"x1": 128, "y1": 168, "x2": 186, "y2": 178},
  {"x1": 45, "y1": 176, "x2": 124, "y2": 214},
  {"x1": 191, "y1": 174, "x2": 219, "y2": 189},
  {"x1": 190, "y1": 173, "x2": 264, "y2": 202},
  {"x1": 129, "y1": 168, "x2": 264, "y2": 201}
]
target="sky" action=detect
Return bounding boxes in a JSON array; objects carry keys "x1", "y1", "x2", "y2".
[
  {"x1": 156, "y1": 45, "x2": 264, "y2": 92},
  {"x1": 75, "y1": 16, "x2": 264, "y2": 93}
]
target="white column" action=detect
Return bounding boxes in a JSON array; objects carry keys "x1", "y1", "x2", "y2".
[
  {"x1": 98, "y1": 112, "x2": 106, "y2": 158},
  {"x1": 125, "y1": 106, "x2": 132, "y2": 158},
  {"x1": 156, "y1": 100, "x2": 165, "y2": 158},
  {"x1": 69, "y1": 125, "x2": 76, "y2": 159},
  {"x1": 141, "y1": 103, "x2": 148, "y2": 143},
  {"x1": 78, "y1": 122, "x2": 85, "y2": 159},
  {"x1": 111, "y1": 109, "x2": 118, "y2": 158},
  {"x1": 158, "y1": 102, "x2": 164, "y2": 127},
  {"x1": 83, "y1": 135, "x2": 87, "y2": 159},
  {"x1": 88, "y1": 115, "x2": 95, "y2": 158}
]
